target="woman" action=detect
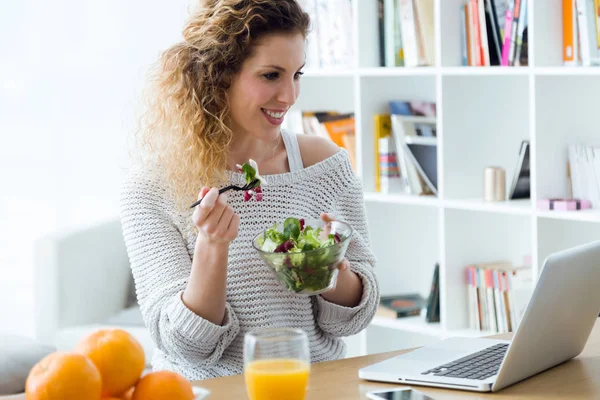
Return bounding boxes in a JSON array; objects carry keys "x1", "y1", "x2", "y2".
[{"x1": 121, "y1": 0, "x2": 379, "y2": 380}]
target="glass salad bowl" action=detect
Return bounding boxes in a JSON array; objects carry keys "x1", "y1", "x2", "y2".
[{"x1": 252, "y1": 217, "x2": 353, "y2": 296}]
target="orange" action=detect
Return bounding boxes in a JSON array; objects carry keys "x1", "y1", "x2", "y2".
[
  {"x1": 131, "y1": 371, "x2": 195, "y2": 400},
  {"x1": 74, "y1": 328, "x2": 145, "y2": 397},
  {"x1": 25, "y1": 351, "x2": 102, "y2": 400}
]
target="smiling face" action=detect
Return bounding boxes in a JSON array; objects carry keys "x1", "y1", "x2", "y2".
[{"x1": 227, "y1": 32, "x2": 306, "y2": 142}]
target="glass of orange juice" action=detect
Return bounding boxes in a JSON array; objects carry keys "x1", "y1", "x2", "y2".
[{"x1": 244, "y1": 327, "x2": 310, "y2": 400}]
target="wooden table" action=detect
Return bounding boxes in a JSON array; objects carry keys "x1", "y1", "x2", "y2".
[{"x1": 194, "y1": 319, "x2": 600, "y2": 399}]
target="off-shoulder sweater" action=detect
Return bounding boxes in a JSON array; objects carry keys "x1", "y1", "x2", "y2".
[{"x1": 119, "y1": 145, "x2": 379, "y2": 380}]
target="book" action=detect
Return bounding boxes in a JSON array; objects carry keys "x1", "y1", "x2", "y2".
[
  {"x1": 425, "y1": 263, "x2": 440, "y2": 323},
  {"x1": 413, "y1": 0, "x2": 435, "y2": 66},
  {"x1": 485, "y1": 0, "x2": 503, "y2": 65},
  {"x1": 465, "y1": 261, "x2": 532, "y2": 333},
  {"x1": 378, "y1": 135, "x2": 404, "y2": 194},
  {"x1": 508, "y1": 140, "x2": 531, "y2": 200},
  {"x1": 376, "y1": 293, "x2": 426, "y2": 319},
  {"x1": 397, "y1": 0, "x2": 420, "y2": 66},
  {"x1": 564, "y1": 0, "x2": 579, "y2": 65},
  {"x1": 374, "y1": 114, "x2": 392, "y2": 192}
]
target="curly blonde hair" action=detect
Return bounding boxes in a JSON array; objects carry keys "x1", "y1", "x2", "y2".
[{"x1": 136, "y1": 0, "x2": 310, "y2": 211}]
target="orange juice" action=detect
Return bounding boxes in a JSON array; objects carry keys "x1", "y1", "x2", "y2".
[{"x1": 245, "y1": 358, "x2": 310, "y2": 400}]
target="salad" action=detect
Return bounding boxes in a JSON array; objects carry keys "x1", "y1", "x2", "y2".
[
  {"x1": 255, "y1": 217, "x2": 348, "y2": 294},
  {"x1": 236, "y1": 159, "x2": 265, "y2": 201}
]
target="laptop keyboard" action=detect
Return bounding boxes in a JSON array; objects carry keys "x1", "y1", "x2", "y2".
[{"x1": 421, "y1": 343, "x2": 509, "y2": 380}]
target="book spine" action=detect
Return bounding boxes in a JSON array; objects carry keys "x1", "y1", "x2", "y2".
[
  {"x1": 384, "y1": 0, "x2": 397, "y2": 67},
  {"x1": 378, "y1": 0, "x2": 386, "y2": 66},
  {"x1": 478, "y1": 0, "x2": 490, "y2": 66},
  {"x1": 397, "y1": 0, "x2": 419, "y2": 67},
  {"x1": 471, "y1": 0, "x2": 483, "y2": 66},
  {"x1": 513, "y1": 0, "x2": 528, "y2": 66},
  {"x1": 508, "y1": 0, "x2": 522, "y2": 66},
  {"x1": 501, "y1": 0, "x2": 515, "y2": 66},
  {"x1": 485, "y1": 269, "x2": 498, "y2": 333},
  {"x1": 466, "y1": 2, "x2": 475, "y2": 65},
  {"x1": 461, "y1": 5, "x2": 470, "y2": 66},
  {"x1": 596, "y1": 0, "x2": 600, "y2": 47},
  {"x1": 477, "y1": 268, "x2": 488, "y2": 331},
  {"x1": 379, "y1": 136, "x2": 402, "y2": 194},
  {"x1": 501, "y1": 272, "x2": 513, "y2": 332},
  {"x1": 394, "y1": 0, "x2": 405, "y2": 66},
  {"x1": 506, "y1": 272, "x2": 519, "y2": 330},
  {"x1": 374, "y1": 115, "x2": 388, "y2": 192},
  {"x1": 576, "y1": 0, "x2": 592, "y2": 66},
  {"x1": 485, "y1": 0, "x2": 503, "y2": 65}
]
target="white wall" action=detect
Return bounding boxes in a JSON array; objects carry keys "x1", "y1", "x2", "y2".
[{"x1": 0, "y1": 0, "x2": 191, "y2": 337}]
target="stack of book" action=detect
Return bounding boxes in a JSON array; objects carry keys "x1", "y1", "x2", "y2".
[
  {"x1": 563, "y1": 0, "x2": 600, "y2": 66},
  {"x1": 376, "y1": 263, "x2": 440, "y2": 323},
  {"x1": 374, "y1": 115, "x2": 403, "y2": 193},
  {"x1": 465, "y1": 261, "x2": 532, "y2": 333},
  {"x1": 376, "y1": 293, "x2": 426, "y2": 319},
  {"x1": 373, "y1": 100, "x2": 437, "y2": 195},
  {"x1": 377, "y1": 0, "x2": 435, "y2": 67},
  {"x1": 459, "y1": 0, "x2": 528, "y2": 67}
]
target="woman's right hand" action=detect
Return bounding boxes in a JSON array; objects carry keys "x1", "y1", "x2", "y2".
[{"x1": 192, "y1": 187, "x2": 240, "y2": 244}]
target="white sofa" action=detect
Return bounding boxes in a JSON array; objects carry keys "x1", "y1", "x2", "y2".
[{"x1": 33, "y1": 218, "x2": 154, "y2": 367}]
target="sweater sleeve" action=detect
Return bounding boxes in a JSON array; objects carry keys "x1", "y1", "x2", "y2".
[
  {"x1": 119, "y1": 169, "x2": 240, "y2": 367},
  {"x1": 314, "y1": 152, "x2": 380, "y2": 337}
]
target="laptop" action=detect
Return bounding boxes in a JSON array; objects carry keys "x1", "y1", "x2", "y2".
[{"x1": 359, "y1": 240, "x2": 600, "y2": 392}]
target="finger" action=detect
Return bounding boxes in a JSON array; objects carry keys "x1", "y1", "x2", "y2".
[
  {"x1": 203, "y1": 192, "x2": 229, "y2": 232},
  {"x1": 320, "y1": 212, "x2": 336, "y2": 222},
  {"x1": 338, "y1": 259, "x2": 349, "y2": 271},
  {"x1": 217, "y1": 205, "x2": 235, "y2": 235},
  {"x1": 193, "y1": 187, "x2": 219, "y2": 226},
  {"x1": 198, "y1": 186, "x2": 210, "y2": 200},
  {"x1": 227, "y1": 213, "x2": 240, "y2": 239}
]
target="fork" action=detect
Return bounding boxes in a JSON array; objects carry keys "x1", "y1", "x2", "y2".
[{"x1": 189, "y1": 179, "x2": 260, "y2": 208}]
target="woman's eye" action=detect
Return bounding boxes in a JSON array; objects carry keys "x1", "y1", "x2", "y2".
[
  {"x1": 263, "y1": 72, "x2": 279, "y2": 80},
  {"x1": 294, "y1": 71, "x2": 304, "y2": 80}
]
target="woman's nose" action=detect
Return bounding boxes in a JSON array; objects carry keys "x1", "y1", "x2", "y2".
[{"x1": 277, "y1": 80, "x2": 297, "y2": 105}]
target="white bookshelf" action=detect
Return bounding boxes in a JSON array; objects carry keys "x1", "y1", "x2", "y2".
[{"x1": 292, "y1": 0, "x2": 600, "y2": 358}]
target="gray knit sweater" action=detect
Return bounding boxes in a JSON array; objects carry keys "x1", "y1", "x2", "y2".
[{"x1": 119, "y1": 149, "x2": 379, "y2": 380}]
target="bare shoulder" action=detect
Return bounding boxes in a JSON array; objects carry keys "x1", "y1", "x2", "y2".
[{"x1": 296, "y1": 134, "x2": 340, "y2": 167}]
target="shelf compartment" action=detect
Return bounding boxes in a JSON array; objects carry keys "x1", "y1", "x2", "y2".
[
  {"x1": 366, "y1": 202, "x2": 439, "y2": 298},
  {"x1": 537, "y1": 218, "x2": 600, "y2": 276},
  {"x1": 535, "y1": 75, "x2": 600, "y2": 202},
  {"x1": 443, "y1": 209, "x2": 532, "y2": 331},
  {"x1": 359, "y1": 75, "x2": 436, "y2": 192},
  {"x1": 442, "y1": 75, "x2": 530, "y2": 199}
]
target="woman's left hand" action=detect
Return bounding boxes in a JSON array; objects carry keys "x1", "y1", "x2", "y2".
[
  {"x1": 320, "y1": 212, "x2": 349, "y2": 272},
  {"x1": 319, "y1": 213, "x2": 362, "y2": 306}
]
